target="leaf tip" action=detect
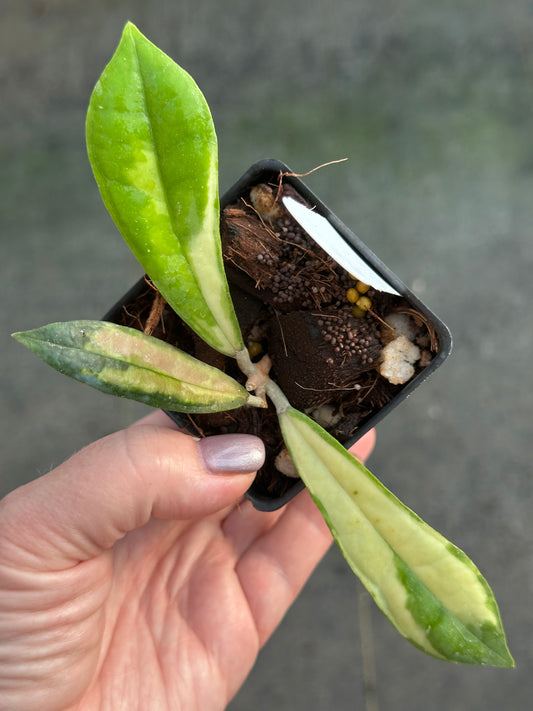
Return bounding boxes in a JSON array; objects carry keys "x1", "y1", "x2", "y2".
[
  {"x1": 122, "y1": 20, "x2": 141, "y2": 41},
  {"x1": 11, "y1": 329, "x2": 33, "y2": 348},
  {"x1": 491, "y1": 640, "x2": 515, "y2": 668}
]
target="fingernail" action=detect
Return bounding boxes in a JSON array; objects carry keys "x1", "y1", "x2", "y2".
[{"x1": 197, "y1": 434, "x2": 265, "y2": 474}]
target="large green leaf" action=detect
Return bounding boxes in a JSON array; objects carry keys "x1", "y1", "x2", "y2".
[
  {"x1": 86, "y1": 22, "x2": 243, "y2": 357},
  {"x1": 13, "y1": 321, "x2": 252, "y2": 413},
  {"x1": 279, "y1": 407, "x2": 514, "y2": 667}
]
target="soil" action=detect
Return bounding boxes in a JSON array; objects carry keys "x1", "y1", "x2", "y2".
[{"x1": 108, "y1": 179, "x2": 438, "y2": 504}]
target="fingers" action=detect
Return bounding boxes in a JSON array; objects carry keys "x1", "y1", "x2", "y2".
[
  {"x1": 349, "y1": 427, "x2": 376, "y2": 463},
  {"x1": 235, "y1": 490, "x2": 332, "y2": 646},
  {"x1": 233, "y1": 428, "x2": 376, "y2": 646},
  {"x1": 223, "y1": 428, "x2": 376, "y2": 557},
  {"x1": 129, "y1": 409, "x2": 181, "y2": 429},
  {"x1": 222, "y1": 499, "x2": 283, "y2": 558},
  {"x1": 0, "y1": 419, "x2": 264, "y2": 571}
]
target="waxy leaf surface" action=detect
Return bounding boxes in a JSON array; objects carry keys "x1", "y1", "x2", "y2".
[
  {"x1": 86, "y1": 22, "x2": 243, "y2": 356},
  {"x1": 13, "y1": 321, "x2": 250, "y2": 413},
  {"x1": 279, "y1": 407, "x2": 514, "y2": 667}
]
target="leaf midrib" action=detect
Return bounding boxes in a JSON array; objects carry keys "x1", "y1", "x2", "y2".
[
  {"x1": 23, "y1": 335, "x2": 237, "y2": 397},
  {"x1": 290, "y1": 414, "x2": 510, "y2": 664},
  {"x1": 129, "y1": 33, "x2": 206, "y2": 313}
]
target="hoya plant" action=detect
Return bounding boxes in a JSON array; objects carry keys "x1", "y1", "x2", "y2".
[{"x1": 13, "y1": 23, "x2": 513, "y2": 668}]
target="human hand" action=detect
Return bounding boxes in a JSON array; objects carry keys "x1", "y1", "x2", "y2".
[{"x1": 0, "y1": 411, "x2": 375, "y2": 711}]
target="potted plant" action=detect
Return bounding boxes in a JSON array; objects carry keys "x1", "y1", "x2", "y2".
[
  {"x1": 103, "y1": 156, "x2": 453, "y2": 513},
  {"x1": 13, "y1": 22, "x2": 513, "y2": 668}
]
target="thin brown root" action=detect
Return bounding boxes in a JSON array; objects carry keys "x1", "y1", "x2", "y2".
[
  {"x1": 275, "y1": 158, "x2": 348, "y2": 201},
  {"x1": 122, "y1": 305, "x2": 143, "y2": 330},
  {"x1": 368, "y1": 309, "x2": 395, "y2": 332},
  {"x1": 273, "y1": 309, "x2": 288, "y2": 357},
  {"x1": 241, "y1": 199, "x2": 282, "y2": 239},
  {"x1": 295, "y1": 382, "x2": 363, "y2": 393},
  {"x1": 392, "y1": 306, "x2": 439, "y2": 351},
  {"x1": 185, "y1": 414, "x2": 205, "y2": 437},
  {"x1": 358, "y1": 376, "x2": 380, "y2": 404},
  {"x1": 143, "y1": 276, "x2": 158, "y2": 291},
  {"x1": 144, "y1": 291, "x2": 166, "y2": 336},
  {"x1": 310, "y1": 311, "x2": 343, "y2": 321}
]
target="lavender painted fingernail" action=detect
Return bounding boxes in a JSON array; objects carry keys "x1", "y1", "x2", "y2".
[{"x1": 197, "y1": 434, "x2": 265, "y2": 474}]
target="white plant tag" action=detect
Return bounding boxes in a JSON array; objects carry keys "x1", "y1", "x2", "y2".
[{"x1": 283, "y1": 196, "x2": 400, "y2": 296}]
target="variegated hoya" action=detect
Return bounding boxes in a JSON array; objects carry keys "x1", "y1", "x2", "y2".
[{"x1": 13, "y1": 22, "x2": 514, "y2": 667}]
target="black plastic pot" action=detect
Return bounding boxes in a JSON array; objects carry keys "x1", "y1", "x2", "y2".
[{"x1": 104, "y1": 159, "x2": 452, "y2": 511}]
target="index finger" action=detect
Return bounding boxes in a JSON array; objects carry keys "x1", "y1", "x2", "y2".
[{"x1": 233, "y1": 428, "x2": 376, "y2": 646}]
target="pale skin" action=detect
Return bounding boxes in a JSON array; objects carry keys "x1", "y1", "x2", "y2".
[{"x1": 0, "y1": 411, "x2": 375, "y2": 711}]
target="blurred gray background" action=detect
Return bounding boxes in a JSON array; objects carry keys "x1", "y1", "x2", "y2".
[{"x1": 1, "y1": 0, "x2": 532, "y2": 709}]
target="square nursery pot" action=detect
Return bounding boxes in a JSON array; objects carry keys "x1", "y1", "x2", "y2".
[{"x1": 104, "y1": 159, "x2": 452, "y2": 511}]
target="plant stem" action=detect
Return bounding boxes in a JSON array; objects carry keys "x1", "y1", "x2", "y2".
[
  {"x1": 246, "y1": 394, "x2": 269, "y2": 408},
  {"x1": 264, "y1": 379, "x2": 291, "y2": 414},
  {"x1": 235, "y1": 347, "x2": 291, "y2": 414},
  {"x1": 235, "y1": 347, "x2": 256, "y2": 378}
]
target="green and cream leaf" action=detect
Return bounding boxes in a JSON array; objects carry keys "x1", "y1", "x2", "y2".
[
  {"x1": 86, "y1": 22, "x2": 243, "y2": 357},
  {"x1": 13, "y1": 321, "x2": 253, "y2": 413},
  {"x1": 279, "y1": 407, "x2": 514, "y2": 667}
]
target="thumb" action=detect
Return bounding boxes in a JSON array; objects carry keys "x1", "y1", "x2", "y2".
[
  {"x1": 348, "y1": 427, "x2": 376, "y2": 463},
  {"x1": 0, "y1": 416, "x2": 264, "y2": 571}
]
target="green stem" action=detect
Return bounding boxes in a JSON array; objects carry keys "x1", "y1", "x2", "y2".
[
  {"x1": 264, "y1": 379, "x2": 291, "y2": 414},
  {"x1": 235, "y1": 347, "x2": 256, "y2": 377}
]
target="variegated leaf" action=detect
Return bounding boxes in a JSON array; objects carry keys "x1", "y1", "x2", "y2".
[
  {"x1": 13, "y1": 321, "x2": 251, "y2": 413},
  {"x1": 86, "y1": 23, "x2": 243, "y2": 357},
  {"x1": 279, "y1": 407, "x2": 514, "y2": 667}
]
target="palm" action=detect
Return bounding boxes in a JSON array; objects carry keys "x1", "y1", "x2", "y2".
[
  {"x1": 53, "y1": 495, "x2": 327, "y2": 711},
  {"x1": 85, "y1": 511, "x2": 265, "y2": 710},
  {"x1": 0, "y1": 414, "x2": 374, "y2": 711}
]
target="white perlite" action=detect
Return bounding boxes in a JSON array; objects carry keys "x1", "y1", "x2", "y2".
[
  {"x1": 383, "y1": 312, "x2": 417, "y2": 342},
  {"x1": 378, "y1": 334, "x2": 421, "y2": 385},
  {"x1": 274, "y1": 447, "x2": 299, "y2": 478}
]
